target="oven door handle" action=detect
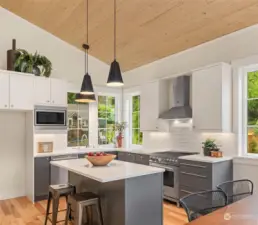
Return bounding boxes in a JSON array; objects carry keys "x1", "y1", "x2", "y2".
[{"x1": 150, "y1": 163, "x2": 175, "y2": 172}]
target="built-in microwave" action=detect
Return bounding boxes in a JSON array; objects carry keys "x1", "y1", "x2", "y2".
[{"x1": 34, "y1": 105, "x2": 67, "y2": 130}]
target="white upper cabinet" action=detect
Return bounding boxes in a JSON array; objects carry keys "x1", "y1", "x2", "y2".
[
  {"x1": 140, "y1": 80, "x2": 169, "y2": 131},
  {"x1": 34, "y1": 77, "x2": 67, "y2": 106},
  {"x1": 9, "y1": 73, "x2": 34, "y2": 110},
  {"x1": 34, "y1": 77, "x2": 51, "y2": 104},
  {"x1": 0, "y1": 71, "x2": 10, "y2": 109},
  {"x1": 50, "y1": 78, "x2": 67, "y2": 105},
  {"x1": 192, "y1": 63, "x2": 232, "y2": 132}
]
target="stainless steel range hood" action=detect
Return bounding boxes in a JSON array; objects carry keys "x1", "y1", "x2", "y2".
[{"x1": 159, "y1": 75, "x2": 192, "y2": 120}]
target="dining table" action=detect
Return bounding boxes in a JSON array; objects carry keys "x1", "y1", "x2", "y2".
[{"x1": 186, "y1": 195, "x2": 258, "y2": 225}]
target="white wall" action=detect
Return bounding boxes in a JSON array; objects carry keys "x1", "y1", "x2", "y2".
[
  {"x1": 0, "y1": 7, "x2": 109, "y2": 87},
  {"x1": 123, "y1": 24, "x2": 258, "y2": 87},
  {"x1": 0, "y1": 112, "x2": 26, "y2": 200}
]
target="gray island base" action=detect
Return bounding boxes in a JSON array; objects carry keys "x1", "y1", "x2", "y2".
[
  {"x1": 69, "y1": 171, "x2": 163, "y2": 225},
  {"x1": 50, "y1": 159, "x2": 164, "y2": 225}
]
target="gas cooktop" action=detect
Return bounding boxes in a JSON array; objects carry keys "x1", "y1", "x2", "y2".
[{"x1": 150, "y1": 151, "x2": 198, "y2": 167}]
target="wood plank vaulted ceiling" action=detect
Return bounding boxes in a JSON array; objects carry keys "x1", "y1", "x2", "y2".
[{"x1": 1, "y1": 0, "x2": 258, "y2": 71}]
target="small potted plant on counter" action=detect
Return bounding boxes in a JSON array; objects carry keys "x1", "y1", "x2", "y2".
[
  {"x1": 202, "y1": 138, "x2": 222, "y2": 157},
  {"x1": 113, "y1": 122, "x2": 127, "y2": 148}
]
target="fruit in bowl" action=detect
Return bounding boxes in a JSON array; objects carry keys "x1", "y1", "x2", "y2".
[{"x1": 86, "y1": 152, "x2": 116, "y2": 166}]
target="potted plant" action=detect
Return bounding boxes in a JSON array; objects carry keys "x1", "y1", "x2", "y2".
[
  {"x1": 202, "y1": 138, "x2": 220, "y2": 156},
  {"x1": 14, "y1": 49, "x2": 52, "y2": 77},
  {"x1": 113, "y1": 122, "x2": 127, "y2": 148}
]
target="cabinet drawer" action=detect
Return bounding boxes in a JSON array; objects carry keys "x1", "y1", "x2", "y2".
[
  {"x1": 179, "y1": 185, "x2": 208, "y2": 199},
  {"x1": 118, "y1": 152, "x2": 127, "y2": 161},
  {"x1": 179, "y1": 170, "x2": 211, "y2": 190},
  {"x1": 179, "y1": 159, "x2": 212, "y2": 177},
  {"x1": 126, "y1": 152, "x2": 136, "y2": 162},
  {"x1": 135, "y1": 154, "x2": 150, "y2": 165}
]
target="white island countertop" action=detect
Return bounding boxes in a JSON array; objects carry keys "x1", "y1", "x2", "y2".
[
  {"x1": 179, "y1": 154, "x2": 233, "y2": 163},
  {"x1": 51, "y1": 159, "x2": 165, "y2": 183}
]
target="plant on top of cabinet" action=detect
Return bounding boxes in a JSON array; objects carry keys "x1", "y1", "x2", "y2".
[
  {"x1": 14, "y1": 49, "x2": 52, "y2": 77},
  {"x1": 113, "y1": 122, "x2": 127, "y2": 148},
  {"x1": 202, "y1": 138, "x2": 220, "y2": 156}
]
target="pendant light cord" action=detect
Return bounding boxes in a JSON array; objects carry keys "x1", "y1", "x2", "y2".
[
  {"x1": 114, "y1": 0, "x2": 116, "y2": 60},
  {"x1": 84, "y1": 0, "x2": 89, "y2": 73}
]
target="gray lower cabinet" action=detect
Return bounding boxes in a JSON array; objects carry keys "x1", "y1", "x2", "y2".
[
  {"x1": 179, "y1": 159, "x2": 233, "y2": 199},
  {"x1": 34, "y1": 157, "x2": 50, "y2": 201},
  {"x1": 135, "y1": 154, "x2": 150, "y2": 165},
  {"x1": 118, "y1": 152, "x2": 150, "y2": 165}
]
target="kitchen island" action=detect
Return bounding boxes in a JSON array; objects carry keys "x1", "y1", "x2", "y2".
[{"x1": 51, "y1": 158, "x2": 164, "y2": 225}]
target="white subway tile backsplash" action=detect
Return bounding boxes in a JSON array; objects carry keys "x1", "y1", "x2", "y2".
[{"x1": 143, "y1": 130, "x2": 237, "y2": 156}]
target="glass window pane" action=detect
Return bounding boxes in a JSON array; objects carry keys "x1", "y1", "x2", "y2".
[
  {"x1": 132, "y1": 129, "x2": 139, "y2": 144},
  {"x1": 248, "y1": 99, "x2": 258, "y2": 125},
  {"x1": 67, "y1": 130, "x2": 78, "y2": 147},
  {"x1": 248, "y1": 127, "x2": 258, "y2": 154},
  {"x1": 139, "y1": 131, "x2": 143, "y2": 145},
  {"x1": 132, "y1": 95, "x2": 140, "y2": 112},
  {"x1": 107, "y1": 96, "x2": 115, "y2": 109},
  {"x1": 248, "y1": 71, "x2": 258, "y2": 99},
  {"x1": 98, "y1": 119, "x2": 107, "y2": 128},
  {"x1": 98, "y1": 111, "x2": 106, "y2": 119},
  {"x1": 98, "y1": 129, "x2": 107, "y2": 145},
  {"x1": 67, "y1": 110, "x2": 79, "y2": 129},
  {"x1": 107, "y1": 113, "x2": 115, "y2": 125},
  {"x1": 98, "y1": 96, "x2": 106, "y2": 111},
  {"x1": 78, "y1": 130, "x2": 89, "y2": 146},
  {"x1": 132, "y1": 112, "x2": 139, "y2": 129},
  {"x1": 107, "y1": 129, "x2": 115, "y2": 144}
]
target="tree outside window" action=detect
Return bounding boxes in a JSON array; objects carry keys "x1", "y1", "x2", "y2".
[
  {"x1": 67, "y1": 92, "x2": 89, "y2": 147},
  {"x1": 98, "y1": 95, "x2": 116, "y2": 145},
  {"x1": 247, "y1": 71, "x2": 258, "y2": 154},
  {"x1": 132, "y1": 95, "x2": 143, "y2": 145}
]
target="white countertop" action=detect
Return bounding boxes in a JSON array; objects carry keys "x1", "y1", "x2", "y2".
[
  {"x1": 51, "y1": 158, "x2": 165, "y2": 183},
  {"x1": 179, "y1": 154, "x2": 233, "y2": 163},
  {"x1": 34, "y1": 147, "x2": 171, "y2": 157}
]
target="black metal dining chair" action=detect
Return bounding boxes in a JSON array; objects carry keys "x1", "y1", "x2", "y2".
[
  {"x1": 179, "y1": 190, "x2": 227, "y2": 222},
  {"x1": 217, "y1": 179, "x2": 254, "y2": 204}
]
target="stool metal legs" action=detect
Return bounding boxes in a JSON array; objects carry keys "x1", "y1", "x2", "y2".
[{"x1": 44, "y1": 193, "x2": 52, "y2": 225}]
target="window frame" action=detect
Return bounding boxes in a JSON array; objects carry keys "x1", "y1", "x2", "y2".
[
  {"x1": 97, "y1": 93, "x2": 119, "y2": 146},
  {"x1": 241, "y1": 66, "x2": 258, "y2": 157},
  {"x1": 130, "y1": 93, "x2": 143, "y2": 147}
]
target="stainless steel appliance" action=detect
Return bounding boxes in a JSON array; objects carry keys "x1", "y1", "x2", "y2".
[
  {"x1": 50, "y1": 154, "x2": 78, "y2": 185},
  {"x1": 34, "y1": 105, "x2": 67, "y2": 130},
  {"x1": 149, "y1": 151, "x2": 197, "y2": 206}
]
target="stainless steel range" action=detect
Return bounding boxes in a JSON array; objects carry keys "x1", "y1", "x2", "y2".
[{"x1": 149, "y1": 151, "x2": 197, "y2": 206}]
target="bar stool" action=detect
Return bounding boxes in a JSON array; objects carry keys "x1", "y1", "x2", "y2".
[
  {"x1": 44, "y1": 184, "x2": 76, "y2": 225},
  {"x1": 65, "y1": 192, "x2": 104, "y2": 225}
]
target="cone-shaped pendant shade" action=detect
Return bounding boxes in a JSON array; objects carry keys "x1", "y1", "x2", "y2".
[
  {"x1": 80, "y1": 73, "x2": 94, "y2": 95},
  {"x1": 107, "y1": 60, "x2": 124, "y2": 87},
  {"x1": 75, "y1": 93, "x2": 96, "y2": 103}
]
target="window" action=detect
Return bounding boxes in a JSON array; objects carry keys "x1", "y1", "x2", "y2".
[
  {"x1": 245, "y1": 71, "x2": 258, "y2": 154},
  {"x1": 67, "y1": 92, "x2": 89, "y2": 147},
  {"x1": 132, "y1": 95, "x2": 143, "y2": 145},
  {"x1": 98, "y1": 95, "x2": 116, "y2": 145}
]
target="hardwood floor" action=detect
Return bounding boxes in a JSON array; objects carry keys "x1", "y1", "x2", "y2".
[{"x1": 0, "y1": 197, "x2": 187, "y2": 225}]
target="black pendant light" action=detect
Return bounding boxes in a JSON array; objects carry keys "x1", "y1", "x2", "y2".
[
  {"x1": 107, "y1": 0, "x2": 124, "y2": 87},
  {"x1": 75, "y1": 93, "x2": 96, "y2": 103},
  {"x1": 76, "y1": 0, "x2": 96, "y2": 102}
]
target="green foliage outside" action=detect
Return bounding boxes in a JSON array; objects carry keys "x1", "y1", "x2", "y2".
[
  {"x1": 247, "y1": 72, "x2": 258, "y2": 153},
  {"x1": 132, "y1": 95, "x2": 142, "y2": 145},
  {"x1": 98, "y1": 96, "x2": 115, "y2": 144}
]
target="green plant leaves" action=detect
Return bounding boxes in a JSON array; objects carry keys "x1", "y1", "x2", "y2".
[{"x1": 14, "y1": 49, "x2": 52, "y2": 77}]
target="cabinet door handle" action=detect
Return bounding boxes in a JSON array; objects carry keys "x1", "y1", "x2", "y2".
[
  {"x1": 47, "y1": 100, "x2": 50, "y2": 103},
  {"x1": 11, "y1": 105, "x2": 13, "y2": 107},
  {"x1": 52, "y1": 101, "x2": 54, "y2": 103},
  {"x1": 180, "y1": 163, "x2": 206, "y2": 168},
  {"x1": 5, "y1": 105, "x2": 7, "y2": 107},
  {"x1": 180, "y1": 171, "x2": 207, "y2": 178}
]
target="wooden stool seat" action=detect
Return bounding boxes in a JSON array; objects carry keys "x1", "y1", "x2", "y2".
[
  {"x1": 44, "y1": 184, "x2": 76, "y2": 225},
  {"x1": 65, "y1": 192, "x2": 104, "y2": 225}
]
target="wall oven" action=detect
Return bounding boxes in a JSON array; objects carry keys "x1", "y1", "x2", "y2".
[{"x1": 34, "y1": 105, "x2": 67, "y2": 130}]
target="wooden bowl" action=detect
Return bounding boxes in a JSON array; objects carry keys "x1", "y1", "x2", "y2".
[{"x1": 86, "y1": 154, "x2": 116, "y2": 166}]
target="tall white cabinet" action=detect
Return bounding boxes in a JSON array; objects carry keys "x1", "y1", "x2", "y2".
[
  {"x1": 192, "y1": 63, "x2": 232, "y2": 132},
  {"x1": 140, "y1": 80, "x2": 169, "y2": 131}
]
